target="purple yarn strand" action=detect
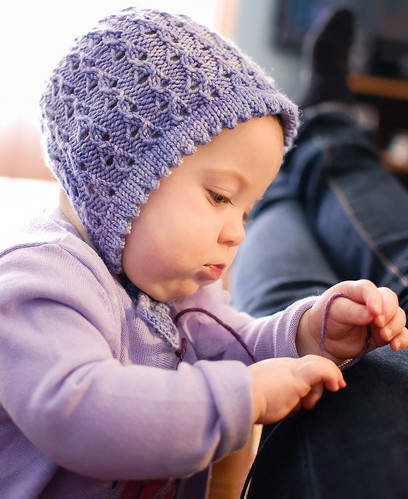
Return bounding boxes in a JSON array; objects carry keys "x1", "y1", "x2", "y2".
[
  {"x1": 174, "y1": 307, "x2": 256, "y2": 363},
  {"x1": 320, "y1": 292, "x2": 371, "y2": 370}
]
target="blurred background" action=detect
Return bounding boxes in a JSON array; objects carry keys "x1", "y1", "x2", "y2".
[{"x1": 1, "y1": 0, "x2": 408, "y2": 179}]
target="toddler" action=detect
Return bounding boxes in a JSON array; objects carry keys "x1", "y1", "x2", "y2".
[{"x1": 0, "y1": 8, "x2": 407, "y2": 499}]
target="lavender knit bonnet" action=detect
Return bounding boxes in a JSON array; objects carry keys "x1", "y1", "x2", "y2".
[{"x1": 40, "y1": 8, "x2": 299, "y2": 274}]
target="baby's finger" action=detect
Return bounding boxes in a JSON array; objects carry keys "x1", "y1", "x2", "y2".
[
  {"x1": 372, "y1": 287, "x2": 400, "y2": 329},
  {"x1": 378, "y1": 305, "x2": 407, "y2": 343},
  {"x1": 329, "y1": 298, "x2": 374, "y2": 327},
  {"x1": 345, "y1": 280, "x2": 383, "y2": 316},
  {"x1": 389, "y1": 327, "x2": 408, "y2": 351},
  {"x1": 295, "y1": 355, "x2": 346, "y2": 392},
  {"x1": 301, "y1": 382, "x2": 325, "y2": 410}
]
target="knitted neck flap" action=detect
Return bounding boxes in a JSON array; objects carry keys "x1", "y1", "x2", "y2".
[
  {"x1": 40, "y1": 8, "x2": 299, "y2": 273},
  {"x1": 119, "y1": 272, "x2": 181, "y2": 352}
]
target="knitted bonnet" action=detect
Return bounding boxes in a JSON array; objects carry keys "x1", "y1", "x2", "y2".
[{"x1": 40, "y1": 7, "x2": 299, "y2": 274}]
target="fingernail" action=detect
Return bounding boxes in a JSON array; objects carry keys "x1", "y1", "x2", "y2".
[{"x1": 384, "y1": 328, "x2": 392, "y2": 341}]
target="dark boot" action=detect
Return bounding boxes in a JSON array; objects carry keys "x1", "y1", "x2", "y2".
[{"x1": 298, "y1": 8, "x2": 355, "y2": 108}]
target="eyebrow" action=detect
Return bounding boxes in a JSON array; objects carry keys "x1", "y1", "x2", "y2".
[{"x1": 205, "y1": 166, "x2": 265, "y2": 207}]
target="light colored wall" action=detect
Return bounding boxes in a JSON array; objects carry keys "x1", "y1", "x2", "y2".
[{"x1": 233, "y1": 0, "x2": 301, "y2": 101}]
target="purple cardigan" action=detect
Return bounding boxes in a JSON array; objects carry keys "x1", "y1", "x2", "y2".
[{"x1": 0, "y1": 209, "x2": 314, "y2": 498}]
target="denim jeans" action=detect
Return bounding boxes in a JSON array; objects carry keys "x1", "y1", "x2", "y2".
[
  {"x1": 231, "y1": 107, "x2": 408, "y2": 498},
  {"x1": 243, "y1": 346, "x2": 408, "y2": 499}
]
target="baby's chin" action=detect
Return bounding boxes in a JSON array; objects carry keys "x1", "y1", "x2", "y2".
[{"x1": 145, "y1": 281, "x2": 204, "y2": 304}]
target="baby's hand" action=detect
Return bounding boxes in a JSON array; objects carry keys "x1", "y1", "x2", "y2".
[
  {"x1": 298, "y1": 280, "x2": 408, "y2": 363},
  {"x1": 248, "y1": 355, "x2": 345, "y2": 424}
]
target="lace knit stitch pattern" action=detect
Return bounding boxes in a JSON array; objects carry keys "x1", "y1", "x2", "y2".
[{"x1": 40, "y1": 8, "x2": 299, "y2": 273}]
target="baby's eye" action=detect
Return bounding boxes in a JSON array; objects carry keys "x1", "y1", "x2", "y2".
[
  {"x1": 243, "y1": 212, "x2": 251, "y2": 224},
  {"x1": 209, "y1": 191, "x2": 231, "y2": 205}
]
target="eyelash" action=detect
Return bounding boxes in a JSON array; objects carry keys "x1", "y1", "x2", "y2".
[
  {"x1": 208, "y1": 191, "x2": 251, "y2": 223},
  {"x1": 209, "y1": 191, "x2": 231, "y2": 205}
]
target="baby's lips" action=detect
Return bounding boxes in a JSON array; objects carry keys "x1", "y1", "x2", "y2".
[{"x1": 203, "y1": 264, "x2": 225, "y2": 280}]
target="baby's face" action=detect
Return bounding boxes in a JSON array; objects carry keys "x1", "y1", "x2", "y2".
[{"x1": 122, "y1": 116, "x2": 284, "y2": 302}]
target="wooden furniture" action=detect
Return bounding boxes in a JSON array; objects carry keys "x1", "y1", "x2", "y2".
[{"x1": 348, "y1": 73, "x2": 408, "y2": 173}]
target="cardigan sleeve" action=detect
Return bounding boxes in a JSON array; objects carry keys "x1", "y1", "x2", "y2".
[
  {"x1": 172, "y1": 280, "x2": 317, "y2": 363},
  {"x1": 0, "y1": 243, "x2": 252, "y2": 481}
]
